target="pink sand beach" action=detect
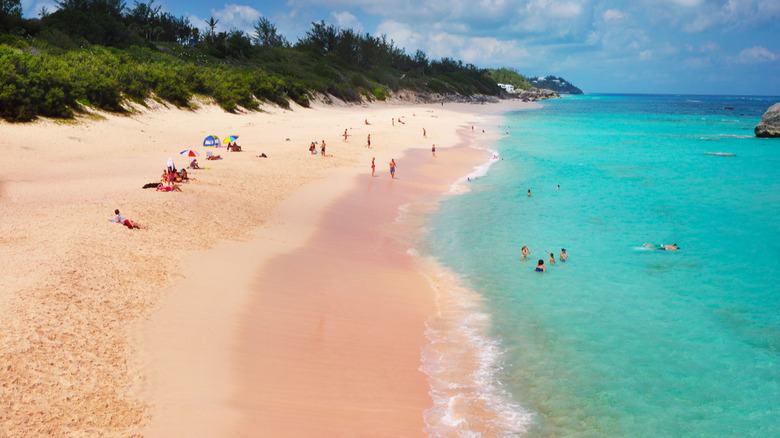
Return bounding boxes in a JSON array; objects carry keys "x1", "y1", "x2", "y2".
[{"x1": 0, "y1": 98, "x2": 536, "y2": 436}]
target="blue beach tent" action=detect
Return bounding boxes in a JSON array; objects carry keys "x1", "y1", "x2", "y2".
[{"x1": 203, "y1": 135, "x2": 220, "y2": 147}]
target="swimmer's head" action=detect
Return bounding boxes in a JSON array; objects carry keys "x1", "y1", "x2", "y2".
[
  {"x1": 538, "y1": 259, "x2": 544, "y2": 265},
  {"x1": 561, "y1": 248, "x2": 566, "y2": 252}
]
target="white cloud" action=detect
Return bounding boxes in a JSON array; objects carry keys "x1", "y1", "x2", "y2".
[
  {"x1": 526, "y1": 0, "x2": 583, "y2": 18},
  {"x1": 459, "y1": 36, "x2": 529, "y2": 64},
  {"x1": 376, "y1": 19, "x2": 529, "y2": 67},
  {"x1": 683, "y1": 56, "x2": 712, "y2": 69},
  {"x1": 664, "y1": 0, "x2": 704, "y2": 6},
  {"x1": 211, "y1": 4, "x2": 262, "y2": 33},
  {"x1": 603, "y1": 9, "x2": 624, "y2": 21},
  {"x1": 331, "y1": 11, "x2": 362, "y2": 31},
  {"x1": 738, "y1": 46, "x2": 778, "y2": 63},
  {"x1": 376, "y1": 20, "x2": 424, "y2": 51}
]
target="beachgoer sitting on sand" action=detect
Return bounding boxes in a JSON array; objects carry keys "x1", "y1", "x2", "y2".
[
  {"x1": 180, "y1": 168, "x2": 188, "y2": 181},
  {"x1": 228, "y1": 142, "x2": 242, "y2": 152},
  {"x1": 161, "y1": 169, "x2": 172, "y2": 186},
  {"x1": 190, "y1": 159, "x2": 201, "y2": 169},
  {"x1": 113, "y1": 209, "x2": 141, "y2": 229}
]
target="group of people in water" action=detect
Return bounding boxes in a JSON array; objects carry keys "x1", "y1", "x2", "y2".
[{"x1": 521, "y1": 246, "x2": 568, "y2": 272}]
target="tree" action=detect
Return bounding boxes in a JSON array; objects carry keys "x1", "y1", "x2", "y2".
[
  {"x1": 252, "y1": 16, "x2": 287, "y2": 47},
  {"x1": 297, "y1": 20, "x2": 338, "y2": 54},
  {"x1": 0, "y1": 0, "x2": 22, "y2": 32},
  {"x1": 1, "y1": 0, "x2": 22, "y2": 17},
  {"x1": 205, "y1": 16, "x2": 218, "y2": 42}
]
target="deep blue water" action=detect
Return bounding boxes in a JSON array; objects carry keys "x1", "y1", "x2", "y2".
[{"x1": 420, "y1": 94, "x2": 780, "y2": 437}]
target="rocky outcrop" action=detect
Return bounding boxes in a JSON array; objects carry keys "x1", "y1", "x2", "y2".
[
  {"x1": 389, "y1": 91, "x2": 499, "y2": 104},
  {"x1": 755, "y1": 102, "x2": 780, "y2": 138},
  {"x1": 516, "y1": 89, "x2": 560, "y2": 101}
]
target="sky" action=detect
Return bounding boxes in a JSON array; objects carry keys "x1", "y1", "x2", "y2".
[{"x1": 21, "y1": 0, "x2": 780, "y2": 95}]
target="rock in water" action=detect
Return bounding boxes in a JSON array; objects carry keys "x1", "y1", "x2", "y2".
[{"x1": 755, "y1": 102, "x2": 780, "y2": 138}]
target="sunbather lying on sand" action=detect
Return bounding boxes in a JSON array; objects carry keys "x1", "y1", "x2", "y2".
[{"x1": 156, "y1": 182, "x2": 182, "y2": 192}]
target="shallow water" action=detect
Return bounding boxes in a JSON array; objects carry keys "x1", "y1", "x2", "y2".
[{"x1": 418, "y1": 94, "x2": 780, "y2": 437}]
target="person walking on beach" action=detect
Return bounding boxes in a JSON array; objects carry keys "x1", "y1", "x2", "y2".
[
  {"x1": 321, "y1": 140, "x2": 326, "y2": 157},
  {"x1": 367, "y1": 134, "x2": 371, "y2": 148},
  {"x1": 423, "y1": 127, "x2": 427, "y2": 138},
  {"x1": 560, "y1": 248, "x2": 568, "y2": 262},
  {"x1": 432, "y1": 144, "x2": 436, "y2": 157},
  {"x1": 371, "y1": 157, "x2": 376, "y2": 177},
  {"x1": 535, "y1": 259, "x2": 546, "y2": 272},
  {"x1": 521, "y1": 245, "x2": 530, "y2": 259},
  {"x1": 343, "y1": 129, "x2": 348, "y2": 141},
  {"x1": 389, "y1": 159, "x2": 396, "y2": 179}
]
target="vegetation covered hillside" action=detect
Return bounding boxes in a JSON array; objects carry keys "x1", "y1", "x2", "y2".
[
  {"x1": 0, "y1": 0, "x2": 502, "y2": 122},
  {"x1": 529, "y1": 75, "x2": 583, "y2": 94}
]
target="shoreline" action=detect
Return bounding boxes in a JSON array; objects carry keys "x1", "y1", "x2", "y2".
[{"x1": 0, "y1": 98, "x2": 536, "y2": 436}]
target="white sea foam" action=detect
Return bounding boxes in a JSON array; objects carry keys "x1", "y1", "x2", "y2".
[
  {"x1": 417, "y1": 256, "x2": 534, "y2": 437},
  {"x1": 450, "y1": 149, "x2": 501, "y2": 194}
]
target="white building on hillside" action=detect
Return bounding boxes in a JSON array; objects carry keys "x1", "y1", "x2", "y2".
[{"x1": 497, "y1": 83, "x2": 515, "y2": 93}]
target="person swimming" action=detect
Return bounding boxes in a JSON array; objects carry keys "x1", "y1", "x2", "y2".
[
  {"x1": 521, "y1": 245, "x2": 530, "y2": 259},
  {"x1": 535, "y1": 259, "x2": 546, "y2": 272},
  {"x1": 560, "y1": 248, "x2": 568, "y2": 261},
  {"x1": 644, "y1": 243, "x2": 680, "y2": 251}
]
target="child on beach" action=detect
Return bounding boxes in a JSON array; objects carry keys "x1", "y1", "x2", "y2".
[{"x1": 113, "y1": 209, "x2": 141, "y2": 229}]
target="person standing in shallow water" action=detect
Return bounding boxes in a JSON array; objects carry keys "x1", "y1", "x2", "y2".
[
  {"x1": 371, "y1": 157, "x2": 375, "y2": 177},
  {"x1": 535, "y1": 259, "x2": 546, "y2": 272},
  {"x1": 560, "y1": 248, "x2": 568, "y2": 262},
  {"x1": 527, "y1": 189, "x2": 531, "y2": 197},
  {"x1": 521, "y1": 245, "x2": 530, "y2": 259}
]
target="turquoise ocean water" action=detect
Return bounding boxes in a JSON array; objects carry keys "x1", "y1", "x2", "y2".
[{"x1": 418, "y1": 95, "x2": 780, "y2": 437}]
